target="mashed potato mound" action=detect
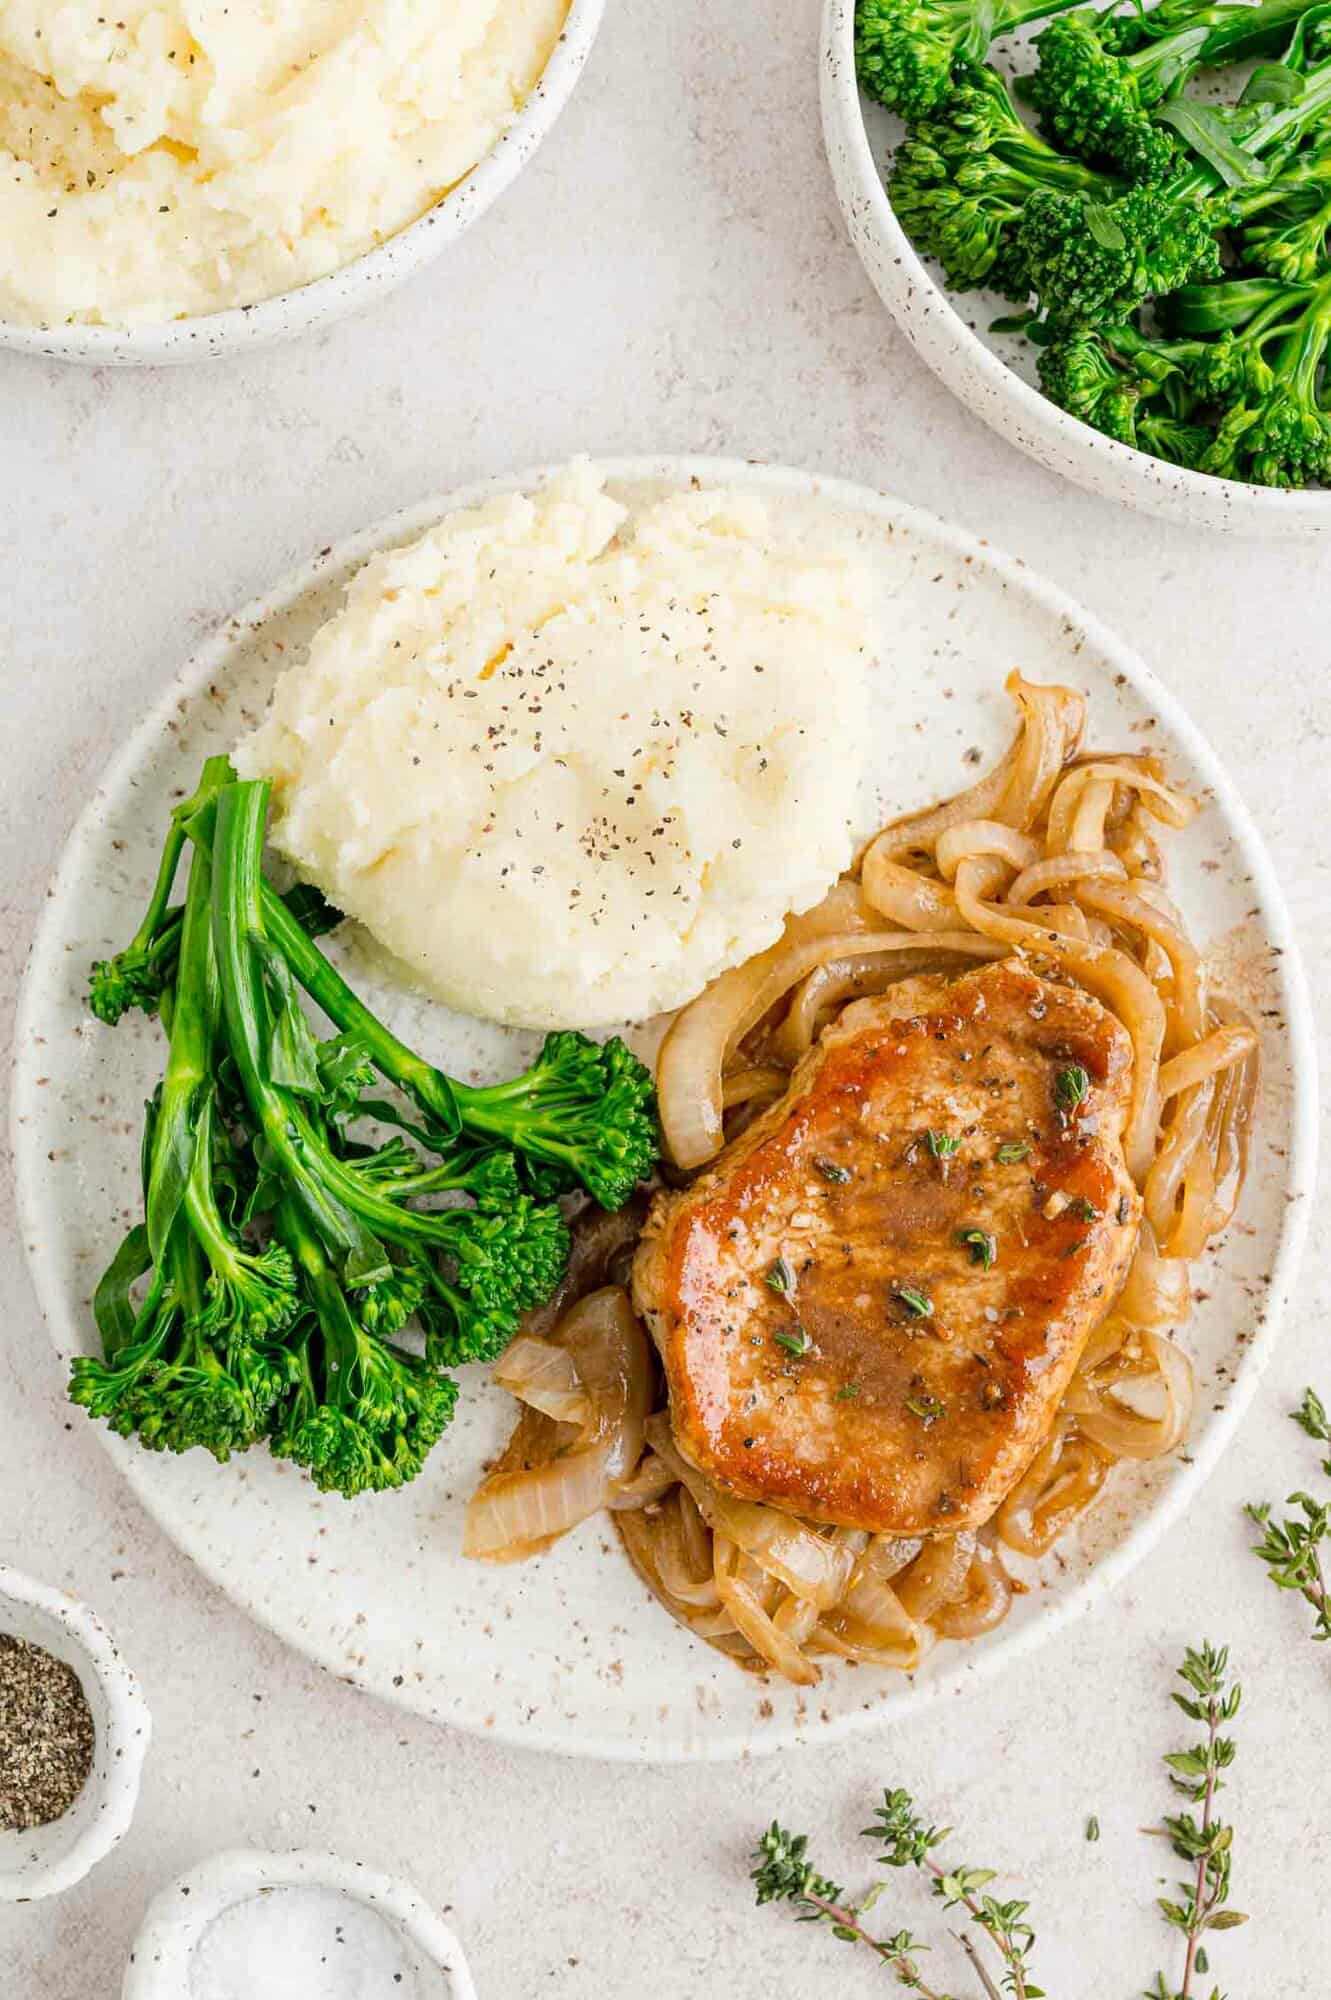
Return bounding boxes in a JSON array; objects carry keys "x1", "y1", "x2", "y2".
[
  {"x1": 235, "y1": 466, "x2": 874, "y2": 1030},
  {"x1": 0, "y1": 0, "x2": 567, "y2": 327}
]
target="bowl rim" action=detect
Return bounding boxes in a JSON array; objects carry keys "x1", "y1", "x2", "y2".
[
  {"x1": 0, "y1": 0, "x2": 605, "y2": 367},
  {"x1": 0, "y1": 1561, "x2": 151, "y2": 1901},
  {"x1": 820, "y1": 0, "x2": 1331, "y2": 528},
  {"x1": 120, "y1": 1848, "x2": 477, "y2": 2000},
  {"x1": 11, "y1": 454, "x2": 1318, "y2": 1761}
]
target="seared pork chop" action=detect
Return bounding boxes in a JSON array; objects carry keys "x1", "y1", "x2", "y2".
[{"x1": 633, "y1": 961, "x2": 1141, "y2": 1535}]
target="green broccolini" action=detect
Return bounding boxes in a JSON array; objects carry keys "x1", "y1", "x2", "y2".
[
  {"x1": 209, "y1": 780, "x2": 571, "y2": 1309},
  {"x1": 1020, "y1": 52, "x2": 1331, "y2": 327},
  {"x1": 856, "y1": 0, "x2": 1331, "y2": 485},
  {"x1": 1038, "y1": 273, "x2": 1331, "y2": 483},
  {"x1": 87, "y1": 743, "x2": 340, "y2": 1029},
  {"x1": 70, "y1": 1224, "x2": 296, "y2": 1463},
  {"x1": 1178, "y1": 269, "x2": 1331, "y2": 482},
  {"x1": 890, "y1": 66, "x2": 1122, "y2": 294},
  {"x1": 270, "y1": 1201, "x2": 459, "y2": 1496},
  {"x1": 855, "y1": 0, "x2": 1084, "y2": 121},
  {"x1": 256, "y1": 881, "x2": 658, "y2": 1211},
  {"x1": 1030, "y1": 0, "x2": 1325, "y2": 180},
  {"x1": 72, "y1": 760, "x2": 659, "y2": 1496},
  {"x1": 70, "y1": 832, "x2": 302, "y2": 1461}
]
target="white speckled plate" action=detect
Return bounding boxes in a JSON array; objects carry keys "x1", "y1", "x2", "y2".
[
  {"x1": 820, "y1": 0, "x2": 1331, "y2": 533},
  {"x1": 12, "y1": 458, "x2": 1315, "y2": 1761}
]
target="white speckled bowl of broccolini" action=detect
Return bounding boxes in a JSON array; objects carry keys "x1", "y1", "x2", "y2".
[{"x1": 822, "y1": 0, "x2": 1331, "y2": 529}]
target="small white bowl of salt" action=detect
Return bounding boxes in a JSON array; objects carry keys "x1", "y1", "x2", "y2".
[{"x1": 122, "y1": 1848, "x2": 477, "y2": 2000}]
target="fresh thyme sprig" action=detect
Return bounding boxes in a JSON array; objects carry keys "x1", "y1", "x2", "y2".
[
  {"x1": 751, "y1": 1823, "x2": 951, "y2": 1997},
  {"x1": 1291, "y1": 1386, "x2": 1331, "y2": 1468},
  {"x1": 1146, "y1": 1642, "x2": 1246, "y2": 2000},
  {"x1": 868, "y1": 1790, "x2": 1042, "y2": 2000},
  {"x1": 1246, "y1": 1386, "x2": 1331, "y2": 1642},
  {"x1": 751, "y1": 1641, "x2": 1250, "y2": 1999},
  {"x1": 751, "y1": 1790, "x2": 1040, "y2": 1999}
]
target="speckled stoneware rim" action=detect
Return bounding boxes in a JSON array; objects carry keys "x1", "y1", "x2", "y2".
[
  {"x1": 0, "y1": 1562, "x2": 151, "y2": 1900},
  {"x1": 121, "y1": 1848, "x2": 477, "y2": 2000},
  {"x1": 821, "y1": 0, "x2": 1331, "y2": 533},
  {"x1": 0, "y1": 0, "x2": 604, "y2": 369},
  {"x1": 12, "y1": 457, "x2": 1317, "y2": 1761}
]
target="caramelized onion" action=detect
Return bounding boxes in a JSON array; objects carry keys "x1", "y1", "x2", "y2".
[
  {"x1": 606, "y1": 1450, "x2": 677, "y2": 1511},
  {"x1": 1063, "y1": 1331, "x2": 1193, "y2": 1459},
  {"x1": 492, "y1": 1336, "x2": 589, "y2": 1426},
  {"x1": 1116, "y1": 1234, "x2": 1192, "y2": 1330},
  {"x1": 1157, "y1": 1023, "x2": 1258, "y2": 1102},
  {"x1": 713, "y1": 1534, "x2": 821, "y2": 1684},
  {"x1": 931, "y1": 1538, "x2": 1014, "y2": 1640},
  {"x1": 995, "y1": 1423, "x2": 1112, "y2": 1558},
  {"x1": 934, "y1": 819, "x2": 1040, "y2": 879},
  {"x1": 1005, "y1": 848, "x2": 1126, "y2": 905},
  {"x1": 656, "y1": 881, "x2": 872, "y2": 1167},
  {"x1": 646, "y1": 1419, "x2": 855, "y2": 1610},
  {"x1": 767, "y1": 940, "x2": 1003, "y2": 1068},
  {"x1": 658, "y1": 903, "x2": 997, "y2": 1169},
  {"x1": 464, "y1": 1442, "x2": 616, "y2": 1563},
  {"x1": 466, "y1": 1288, "x2": 651, "y2": 1562},
  {"x1": 892, "y1": 1533, "x2": 974, "y2": 1621}
]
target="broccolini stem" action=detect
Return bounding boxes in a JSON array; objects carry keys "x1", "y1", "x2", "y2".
[
  {"x1": 1158, "y1": 56, "x2": 1331, "y2": 205},
  {"x1": 272, "y1": 1198, "x2": 360, "y2": 1391},
  {"x1": 1231, "y1": 53, "x2": 1331, "y2": 166},
  {"x1": 258, "y1": 882, "x2": 460, "y2": 1139},
  {"x1": 211, "y1": 782, "x2": 392, "y2": 1287},
  {"x1": 1168, "y1": 275, "x2": 1314, "y2": 331},
  {"x1": 131, "y1": 755, "x2": 235, "y2": 961},
  {"x1": 1289, "y1": 271, "x2": 1331, "y2": 397},
  {"x1": 210, "y1": 785, "x2": 502, "y2": 1264},
  {"x1": 163, "y1": 853, "x2": 259, "y2": 1285},
  {"x1": 167, "y1": 1213, "x2": 208, "y2": 1328},
  {"x1": 144, "y1": 841, "x2": 218, "y2": 1259},
  {"x1": 1130, "y1": 0, "x2": 1321, "y2": 74},
  {"x1": 988, "y1": 133, "x2": 1122, "y2": 192},
  {"x1": 1001, "y1": 0, "x2": 1086, "y2": 27}
]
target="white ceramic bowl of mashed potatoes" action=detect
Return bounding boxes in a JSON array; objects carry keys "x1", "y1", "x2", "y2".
[{"x1": 0, "y1": 0, "x2": 602, "y2": 366}]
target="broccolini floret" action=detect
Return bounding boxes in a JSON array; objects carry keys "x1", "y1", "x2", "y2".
[
  {"x1": 70, "y1": 1226, "x2": 294, "y2": 1462},
  {"x1": 855, "y1": 0, "x2": 1083, "y2": 121},
  {"x1": 1018, "y1": 179, "x2": 1224, "y2": 327},
  {"x1": 1179, "y1": 271, "x2": 1331, "y2": 483},
  {"x1": 1035, "y1": 273, "x2": 1331, "y2": 482},
  {"x1": 890, "y1": 66, "x2": 1120, "y2": 293},
  {"x1": 257, "y1": 879, "x2": 658, "y2": 1211},
  {"x1": 1030, "y1": 0, "x2": 1324, "y2": 180},
  {"x1": 271, "y1": 1205, "x2": 458, "y2": 1496}
]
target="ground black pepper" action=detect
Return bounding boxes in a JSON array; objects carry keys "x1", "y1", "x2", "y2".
[{"x1": 0, "y1": 1633, "x2": 96, "y2": 1831}]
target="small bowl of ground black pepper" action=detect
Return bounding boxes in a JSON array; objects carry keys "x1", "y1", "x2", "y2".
[{"x1": 0, "y1": 1562, "x2": 150, "y2": 1902}]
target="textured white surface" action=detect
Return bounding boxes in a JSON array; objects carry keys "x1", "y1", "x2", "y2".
[{"x1": 0, "y1": 0, "x2": 1328, "y2": 1991}]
